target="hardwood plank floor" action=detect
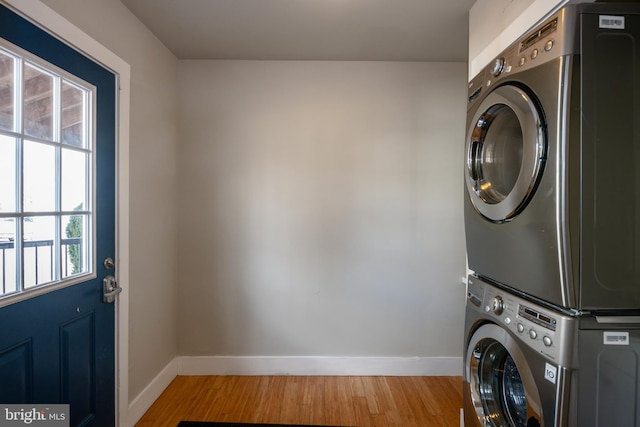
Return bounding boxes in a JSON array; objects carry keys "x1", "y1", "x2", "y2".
[{"x1": 135, "y1": 376, "x2": 463, "y2": 426}]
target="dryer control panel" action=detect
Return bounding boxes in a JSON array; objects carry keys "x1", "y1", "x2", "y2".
[
  {"x1": 467, "y1": 275, "x2": 576, "y2": 367},
  {"x1": 467, "y1": 7, "x2": 578, "y2": 108}
]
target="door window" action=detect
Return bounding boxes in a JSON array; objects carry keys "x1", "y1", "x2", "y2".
[
  {"x1": 469, "y1": 105, "x2": 524, "y2": 204},
  {"x1": 465, "y1": 84, "x2": 546, "y2": 222},
  {"x1": 473, "y1": 339, "x2": 528, "y2": 426},
  {"x1": 0, "y1": 42, "x2": 94, "y2": 300},
  {"x1": 466, "y1": 324, "x2": 543, "y2": 427}
]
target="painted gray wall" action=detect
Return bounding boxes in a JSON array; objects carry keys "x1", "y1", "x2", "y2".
[
  {"x1": 176, "y1": 61, "x2": 467, "y2": 357},
  {"x1": 40, "y1": 0, "x2": 468, "y2": 405},
  {"x1": 41, "y1": 0, "x2": 180, "y2": 400},
  {"x1": 469, "y1": 0, "x2": 537, "y2": 60}
]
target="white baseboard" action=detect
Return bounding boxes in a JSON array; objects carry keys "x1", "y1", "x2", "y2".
[
  {"x1": 126, "y1": 355, "x2": 462, "y2": 426},
  {"x1": 177, "y1": 355, "x2": 462, "y2": 376},
  {"x1": 127, "y1": 358, "x2": 178, "y2": 426}
]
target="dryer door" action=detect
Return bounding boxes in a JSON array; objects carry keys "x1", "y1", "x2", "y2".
[
  {"x1": 466, "y1": 323, "x2": 543, "y2": 427},
  {"x1": 465, "y1": 84, "x2": 546, "y2": 222}
]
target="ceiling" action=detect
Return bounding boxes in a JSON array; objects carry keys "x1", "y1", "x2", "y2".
[{"x1": 119, "y1": 0, "x2": 476, "y2": 62}]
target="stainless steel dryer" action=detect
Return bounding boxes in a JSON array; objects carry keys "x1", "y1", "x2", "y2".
[
  {"x1": 463, "y1": 275, "x2": 577, "y2": 426},
  {"x1": 464, "y1": 3, "x2": 640, "y2": 310}
]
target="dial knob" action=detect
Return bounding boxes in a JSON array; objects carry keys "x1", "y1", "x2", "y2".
[
  {"x1": 490, "y1": 57, "x2": 505, "y2": 76},
  {"x1": 491, "y1": 296, "x2": 505, "y2": 315},
  {"x1": 529, "y1": 329, "x2": 538, "y2": 340},
  {"x1": 543, "y1": 336, "x2": 552, "y2": 347}
]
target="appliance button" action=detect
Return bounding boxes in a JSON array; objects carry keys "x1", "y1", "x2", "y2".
[
  {"x1": 543, "y1": 336, "x2": 553, "y2": 347},
  {"x1": 529, "y1": 329, "x2": 538, "y2": 340},
  {"x1": 517, "y1": 323, "x2": 525, "y2": 333},
  {"x1": 545, "y1": 40, "x2": 554, "y2": 51},
  {"x1": 504, "y1": 317, "x2": 511, "y2": 325},
  {"x1": 519, "y1": 56, "x2": 526, "y2": 67},
  {"x1": 530, "y1": 49, "x2": 539, "y2": 60}
]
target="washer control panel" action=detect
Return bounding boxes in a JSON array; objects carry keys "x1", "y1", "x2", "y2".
[{"x1": 467, "y1": 276, "x2": 576, "y2": 366}]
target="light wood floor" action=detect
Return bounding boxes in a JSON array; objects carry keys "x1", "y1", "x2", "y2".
[{"x1": 135, "y1": 375, "x2": 463, "y2": 427}]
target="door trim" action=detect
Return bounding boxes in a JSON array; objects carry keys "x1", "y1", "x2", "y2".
[{"x1": 0, "y1": 1, "x2": 131, "y2": 425}]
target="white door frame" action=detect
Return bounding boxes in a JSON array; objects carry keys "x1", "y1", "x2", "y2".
[{"x1": 0, "y1": 1, "x2": 131, "y2": 425}]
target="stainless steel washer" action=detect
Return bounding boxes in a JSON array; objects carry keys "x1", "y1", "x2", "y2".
[{"x1": 463, "y1": 275, "x2": 576, "y2": 426}]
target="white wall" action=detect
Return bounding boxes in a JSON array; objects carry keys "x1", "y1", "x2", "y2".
[
  {"x1": 177, "y1": 61, "x2": 467, "y2": 360},
  {"x1": 40, "y1": 0, "x2": 179, "y2": 401}
]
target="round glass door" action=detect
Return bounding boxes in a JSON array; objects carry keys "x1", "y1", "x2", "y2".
[
  {"x1": 465, "y1": 84, "x2": 546, "y2": 222},
  {"x1": 466, "y1": 324, "x2": 543, "y2": 426}
]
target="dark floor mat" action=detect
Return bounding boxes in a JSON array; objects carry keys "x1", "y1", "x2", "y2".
[{"x1": 178, "y1": 422, "x2": 343, "y2": 427}]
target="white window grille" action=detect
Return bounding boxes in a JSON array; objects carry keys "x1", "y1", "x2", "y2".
[{"x1": 0, "y1": 40, "x2": 95, "y2": 302}]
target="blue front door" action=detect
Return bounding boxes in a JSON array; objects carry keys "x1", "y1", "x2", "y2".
[{"x1": 0, "y1": 4, "x2": 117, "y2": 426}]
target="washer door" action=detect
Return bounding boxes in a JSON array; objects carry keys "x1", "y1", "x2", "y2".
[
  {"x1": 466, "y1": 324, "x2": 543, "y2": 426},
  {"x1": 465, "y1": 84, "x2": 546, "y2": 222}
]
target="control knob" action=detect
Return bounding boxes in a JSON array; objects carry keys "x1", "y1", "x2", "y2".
[
  {"x1": 491, "y1": 296, "x2": 505, "y2": 315},
  {"x1": 490, "y1": 57, "x2": 505, "y2": 76}
]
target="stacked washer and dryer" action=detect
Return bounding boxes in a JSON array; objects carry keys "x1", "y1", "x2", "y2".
[{"x1": 463, "y1": 3, "x2": 640, "y2": 426}]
